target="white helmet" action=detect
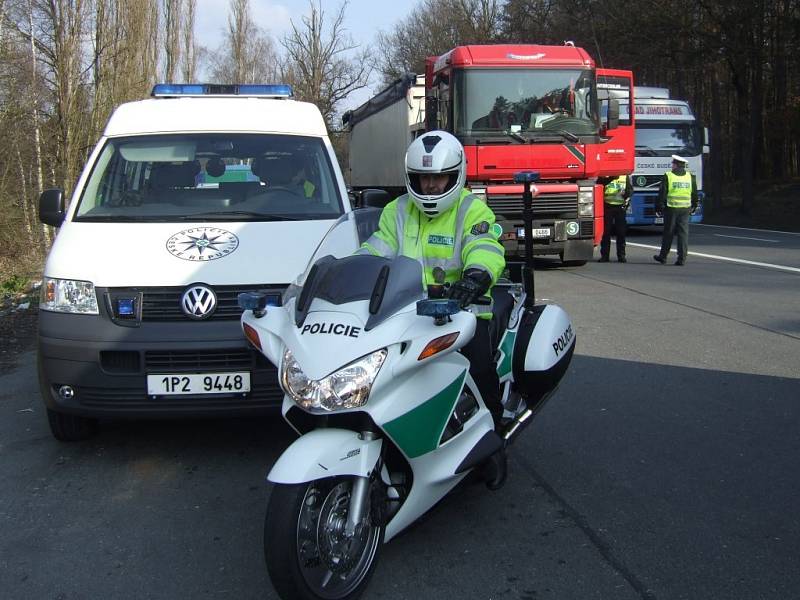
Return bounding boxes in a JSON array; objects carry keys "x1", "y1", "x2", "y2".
[{"x1": 405, "y1": 131, "x2": 466, "y2": 218}]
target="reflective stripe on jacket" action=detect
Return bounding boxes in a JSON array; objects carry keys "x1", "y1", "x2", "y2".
[
  {"x1": 604, "y1": 175, "x2": 628, "y2": 205},
  {"x1": 666, "y1": 171, "x2": 692, "y2": 208},
  {"x1": 358, "y1": 188, "x2": 505, "y2": 318}
]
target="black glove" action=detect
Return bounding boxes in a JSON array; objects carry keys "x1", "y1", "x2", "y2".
[
  {"x1": 448, "y1": 269, "x2": 492, "y2": 308},
  {"x1": 655, "y1": 203, "x2": 664, "y2": 217},
  {"x1": 691, "y1": 202, "x2": 698, "y2": 215}
]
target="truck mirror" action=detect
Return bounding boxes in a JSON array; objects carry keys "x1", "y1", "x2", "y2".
[
  {"x1": 39, "y1": 188, "x2": 66, "y2": 227},
  {"x1": 606, "y1": 98, "x2": 620, "y2": 130},
  {"x1": 361, "y1": 188, "x2": 391, "y2": 208}
]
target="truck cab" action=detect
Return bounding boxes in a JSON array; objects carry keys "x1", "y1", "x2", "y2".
[{"x1": 425, "y1": 45, "x2": 634, "y2": 267}]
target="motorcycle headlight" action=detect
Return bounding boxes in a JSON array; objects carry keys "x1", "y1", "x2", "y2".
[
  {"x1": 40, "y1": 277, "x2": 99, "y2": 314},
  {"x1": 280, "y1": 348, "x2": 387, "y2": 411}
]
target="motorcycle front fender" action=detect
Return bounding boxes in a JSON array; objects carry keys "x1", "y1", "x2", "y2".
[{"x1": 268, "y1": 428, "x2": 383, "y2": 484}]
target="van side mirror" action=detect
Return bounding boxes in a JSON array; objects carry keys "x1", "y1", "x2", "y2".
[
  {"x1": 39, "y1": 188, "x2": 66, "y2": 227},
  {"x1": 360, "y1": 188, "x2": 391, "y2": 209},
  {"x1": 606, "y1": 99, "x2": 620, "y2": 130}
]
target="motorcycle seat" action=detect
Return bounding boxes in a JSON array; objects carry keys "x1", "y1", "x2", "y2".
[{"x1": 489, "y1": 287, "x2": 514, "y2": 351}]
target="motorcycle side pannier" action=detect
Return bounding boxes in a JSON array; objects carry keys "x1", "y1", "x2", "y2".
[{"x1": 511, "y1": 304, "x2": 575, "y2": 407}]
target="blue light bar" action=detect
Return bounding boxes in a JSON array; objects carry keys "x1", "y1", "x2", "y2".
[
  {"x1": 151, "y1": 83, "x2": 292, "y2": 98},
  {"x1": 117, "y1": 298, "x2": 136, "y2": 316},
  {"x1": 238, "y1": 292, "x2": 268, "y2": 311},
  {"x1": 513, "y1": 171, "x2": 540, "y2": 183},
  {"x1": 416, "y1": 299, "x2": 461, "y2": 318}
]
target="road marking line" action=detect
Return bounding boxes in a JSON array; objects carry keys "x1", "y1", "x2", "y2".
[
  {"x1": 693, "y1": 223, "x2": 800, "y2": 236},
  {"x1": 713, "y1": 234, "x2": 780, "y2": 243},
  {"x1": 626, "y1": 242, "x2": 800, "y2": 273}
]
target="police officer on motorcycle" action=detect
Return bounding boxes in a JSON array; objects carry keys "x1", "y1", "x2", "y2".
[{"x1": 358, "y1": 131, "x2": 507, "y2": 438}]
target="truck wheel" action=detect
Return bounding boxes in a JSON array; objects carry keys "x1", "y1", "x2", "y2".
[
  {"x1": 46, "y1": 408, "x2": 98, "y2": 442},
  {"x1": 559, "y1": 255, "x2": 587, "y2": 267}
]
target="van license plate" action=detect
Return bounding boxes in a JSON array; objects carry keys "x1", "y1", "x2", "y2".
[
  {"x1": 147, "y1": 372, "x2": 251, "y2": 395},
  {"x1": 516, "y1": 228, "x2": 551, "y2": 239}
]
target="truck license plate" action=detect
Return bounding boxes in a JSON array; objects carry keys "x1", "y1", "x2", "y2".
[
  {"x1": 654, "y1": 217, "x2": 664, "y2": 225},
  {"x1": 147, "y1": 372, "x2": 251, "y2": 395},
  {"x1": 516, "y1": 227, "x2": 551, "y2": 239}
]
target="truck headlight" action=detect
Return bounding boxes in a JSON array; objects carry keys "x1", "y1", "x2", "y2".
[
  {"x1": 578, "y1": 187, "x2": 594, "y2": 216},
  {"x1": 41, "y1": 277, "x2": 99, "y2": 314},
  {"x1": 281, "y1": 348, "x2": 387, "y2": 411}
]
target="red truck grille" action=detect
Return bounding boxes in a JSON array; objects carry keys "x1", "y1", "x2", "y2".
[{"x1": 487, "y1": 192, "x2": 578, "y2": 218}]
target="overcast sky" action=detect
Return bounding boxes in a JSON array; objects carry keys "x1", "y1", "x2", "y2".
[{"x1": 194, "y1": 0, "x2": 419, "y2": 111}]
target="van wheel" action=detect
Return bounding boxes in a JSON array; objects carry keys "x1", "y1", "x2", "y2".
[{"x1": 46, "y1": 409, "x2": 98, "y2": 442}]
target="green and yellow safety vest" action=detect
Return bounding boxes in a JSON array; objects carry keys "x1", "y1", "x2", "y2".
[
  {"x1": 604, "y1": 176, "x2": 628, "y2": 206},
  {"x1": 665, "y1": 171, "x2": 692, "y2": 208},
  {"x1": 358, "y1": 189, "x2": 505, "y2": 318}
]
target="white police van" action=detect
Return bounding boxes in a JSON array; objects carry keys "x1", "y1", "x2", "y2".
[{"x1": 37, "y1": 84, "x2": 357, "y2": 441}]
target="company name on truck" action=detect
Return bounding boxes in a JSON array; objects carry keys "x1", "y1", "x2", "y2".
[
  {"x1": 634, "y1": 105, "x2": 688, "y2": 116},
  {"x1": 552, "y1": 324, "x2": 574, "y2": 357}
]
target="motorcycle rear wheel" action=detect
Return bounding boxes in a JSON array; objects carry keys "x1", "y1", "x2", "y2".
[{"x1": 265, "y1": 477, "x2": 384, "y2": 600}]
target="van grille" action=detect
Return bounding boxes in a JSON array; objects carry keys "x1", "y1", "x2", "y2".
[{"x1": 105, "y1": 284, "x2": 288, "y2": 322}]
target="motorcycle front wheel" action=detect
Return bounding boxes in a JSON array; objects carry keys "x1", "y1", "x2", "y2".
[{"x1": 265, "y1": 477, "x2": 384, "y2": 600}]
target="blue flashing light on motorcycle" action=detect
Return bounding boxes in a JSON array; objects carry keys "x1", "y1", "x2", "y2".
[{"x1": 416, "y1": 299, "x2": 461, "y2": 318}]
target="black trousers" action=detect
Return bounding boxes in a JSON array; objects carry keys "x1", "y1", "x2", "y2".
[
  {"x1": 462, "y1": 318, "x2": 502, "y2": 425},
  {"x1": 600, "y1": 203, "x2": 627, "y2": 258},
  {"x1": 659, "y1": 207, "x2": 690, "y2": 261}
]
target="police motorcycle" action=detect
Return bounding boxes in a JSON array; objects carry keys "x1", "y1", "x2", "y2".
[{"x1": 239, "y1": 174, "x2": 575, "y2": 600}]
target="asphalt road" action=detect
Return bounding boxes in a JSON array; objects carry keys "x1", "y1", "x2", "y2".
[{"x1": 1, "y1": 223, "x2": 798, "y2": 600}]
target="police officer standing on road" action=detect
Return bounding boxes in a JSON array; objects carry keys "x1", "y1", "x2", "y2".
[
  {"x1": 598, "y1": 174, "x2": 633, "y2": 263},
  {"x1": 653, "y1": 155, "x2": 698, "y2": 266}
]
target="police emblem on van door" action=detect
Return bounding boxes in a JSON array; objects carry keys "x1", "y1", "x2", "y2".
[
  {"x1": 166, "y1": 227, "x2": 239, "y2": 261},
  {"x1": 181, "y1": 285, "x2": 217, "y2": 319}
]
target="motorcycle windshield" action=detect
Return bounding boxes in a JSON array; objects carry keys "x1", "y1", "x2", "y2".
[{"x1": 287, "y1": 210, "x2": 425, "y2": 330}]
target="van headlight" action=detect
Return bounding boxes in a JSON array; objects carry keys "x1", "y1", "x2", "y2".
[
  {"x1": 41, "y1": 277, "x2": 99, "y2": 314},
  {"x1": 281, "y1": 348, "x2": 387, "y2": 411}
]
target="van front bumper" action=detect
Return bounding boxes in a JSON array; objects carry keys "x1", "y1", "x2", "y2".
[{"x1": 38, "y1": 311, "x2": 283, "y2": 419}]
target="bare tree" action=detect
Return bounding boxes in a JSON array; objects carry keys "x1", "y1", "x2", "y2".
[
  {"x1": 281, "y1": 0, "x2": 371, "y2": 126},
  {"x1": 162, "y1": 0, "x2": 181, "y2": 82},
  {"x1": 207, "y1": 0, "x2": 279, "y2": 84},
  {"x1": 180, "y1": 0, "x2": 196, "y2": 81},
  {"x1": 376, "y1": 0, "x2": 501, "y2": 84}
]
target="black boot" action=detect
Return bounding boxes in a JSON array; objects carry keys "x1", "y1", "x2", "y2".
[{"x1": 484, "y1": 448, "x2": 507, "y2": 491}]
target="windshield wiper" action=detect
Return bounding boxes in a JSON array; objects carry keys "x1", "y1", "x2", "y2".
[
  {"x1": 505, "y1": 130, "x2": 526, "y2": 143},
  {"x1": 545, "y1": 129, "x2": 579, "y2": 142},
  {"x1": 636, "y1": 145, "x2": 657, "y2": 156},
  {"x1": 527, "y1": 130, "x2": 581, "y2": 143},
  {"x1": 178, "y1": 211, "x2": 302, "y2": 221}
]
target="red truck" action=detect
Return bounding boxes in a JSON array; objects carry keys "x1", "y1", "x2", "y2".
[{"x1": 344, "y1": 43, "x2": 635, "y2": 268}]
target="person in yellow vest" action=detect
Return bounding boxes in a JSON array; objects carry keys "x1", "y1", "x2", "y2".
[
  {"x1": 289, "y1": 158, "x2": 317, "y2": 199},
  {"x1": 598, "y1": 174, "x2": 633, "y2": 262},
  {"x1": 358, "y1": 131, "x2": 507, "y2": 485},
  {"x1": 653, "y1": 155, "x2": 698, "y2": 266}
]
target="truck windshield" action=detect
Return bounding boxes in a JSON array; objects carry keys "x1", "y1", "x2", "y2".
[
  {"x1": 74, "y1": 133, "x2": 344, "y2": 221},
  {"x1": 453, "y1": 68, "x2": 600, "y2": 137},
  {"x1": 635, "y1": 124, "x2": 703, "y2": 157}
]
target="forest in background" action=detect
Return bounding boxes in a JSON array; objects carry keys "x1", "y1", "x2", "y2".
[{"x1": 1, "y1": 0, "x2": 798, "y2": 286}]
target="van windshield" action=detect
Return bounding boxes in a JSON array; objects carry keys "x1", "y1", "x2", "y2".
[{"x1": 73, "y1": 134, "x2": 345, "y2": 221}]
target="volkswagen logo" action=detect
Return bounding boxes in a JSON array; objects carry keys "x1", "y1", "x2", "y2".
[{"x1": 181, "y1": 285, "x2": 217, "y2": 319}]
